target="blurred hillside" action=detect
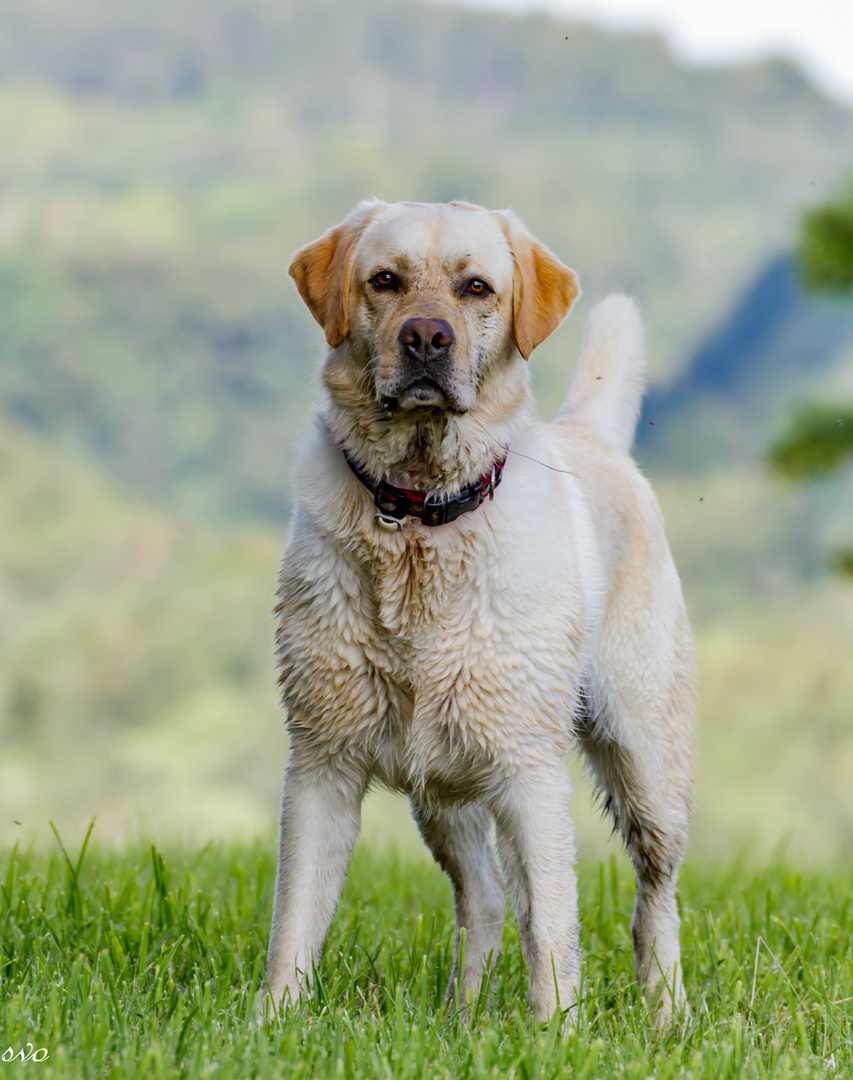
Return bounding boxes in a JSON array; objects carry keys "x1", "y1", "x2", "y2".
[
  {"x1": 641, "y1": 255, "x2": 853, "y2": 469},
  {"x1": 1, "y1": 0, "x2": 852, "y2": 521},
  {"x1": 0, "y1": 416, "x2": 285, "y2": 842},
  {"x1": 637, "y1": 253, "x2": 853, "y2": 617},
  {"x1": 1, "y1": 0, "x2": 853, "y2": 858}
]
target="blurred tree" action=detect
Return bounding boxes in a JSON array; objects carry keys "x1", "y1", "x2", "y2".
[
  {"x1": 800, "y1": 188, "x2": 853, "y2": 292},
  {"x1": 769, "y1": 182, "x2": 853, "y2": 575},
  {"x1": 769, "y1": 404, "x2": 853, "y2": 480}
]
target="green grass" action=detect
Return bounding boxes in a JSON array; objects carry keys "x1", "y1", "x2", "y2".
[{"x1": 1, "y1": 830, "x2": 851, "y2": 1079}]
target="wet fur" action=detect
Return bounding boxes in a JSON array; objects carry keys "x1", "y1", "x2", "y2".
[{"x1": 264, "y1": 200, "x2": 694, "y2": 1027}]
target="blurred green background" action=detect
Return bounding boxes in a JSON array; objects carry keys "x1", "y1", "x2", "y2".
[{"x1": 1, "y1": 0, "x2": 852, "y2": 861}]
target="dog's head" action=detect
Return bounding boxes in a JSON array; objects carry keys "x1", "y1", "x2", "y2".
[{"x1": 289, "y1": 200, "x2": 579, "y2": 419}]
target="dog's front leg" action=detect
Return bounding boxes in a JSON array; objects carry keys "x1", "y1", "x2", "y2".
[
  {"x1": 491, "y1": 763, "x2": 580, "y2": 1022},
  {"x1": 263, "y1": 750, "x2": 365, "y2": 1015},
  {"x1": 410, "y1": 799, "x2": 506, "y2": 1010}
]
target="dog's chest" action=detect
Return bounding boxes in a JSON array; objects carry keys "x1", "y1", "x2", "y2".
[
  {"x1": 278, "y1": 513, "x2": 584, "y2": 789},
  {"x1": 363, "y1": 530, "x2": 582, "y2": 786},
  {"x1": 370, "y1": 528, "x2": 475, "y2": 641}
]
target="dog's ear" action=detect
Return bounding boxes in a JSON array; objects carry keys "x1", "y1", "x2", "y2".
[
  {"x1": 498, "y1": 211, "x2": 580, "y2": 360},
  {"x1": 288, "y1": 200, "x2": 384, "y2": 349}
]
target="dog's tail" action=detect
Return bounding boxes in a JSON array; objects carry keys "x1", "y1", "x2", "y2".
[{"x1": 555, "y1": 293, "x2": 646, "y2": 454}]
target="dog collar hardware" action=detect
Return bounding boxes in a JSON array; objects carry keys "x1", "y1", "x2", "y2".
[{"x1": 342, "y1": 448, "x2": 507, "y2": 530}]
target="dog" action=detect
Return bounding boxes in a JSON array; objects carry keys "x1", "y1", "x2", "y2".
[{"x1": 264, "y1": 199, "x2": 694, "y2": 1025}]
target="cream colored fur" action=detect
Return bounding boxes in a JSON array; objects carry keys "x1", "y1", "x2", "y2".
[{"x1": 264, "y1": 201, "x2": 694, "y2": 1028}]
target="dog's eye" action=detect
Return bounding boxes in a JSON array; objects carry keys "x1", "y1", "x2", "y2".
[
  {"x1": 370, "y1": 270, "x2": 399, "y2": 291},
  {"x1": 464, "y1": 278, "x2": 492, "y2": 297}
]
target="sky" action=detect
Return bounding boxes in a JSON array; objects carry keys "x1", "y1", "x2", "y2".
[{"x1": 448, "y1": 0, "x2": 853, "y2": 107}]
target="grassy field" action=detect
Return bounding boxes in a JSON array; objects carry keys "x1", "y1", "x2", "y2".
[{"x1": 1, "y1": 832, "x2": 851, "y2": 1078}]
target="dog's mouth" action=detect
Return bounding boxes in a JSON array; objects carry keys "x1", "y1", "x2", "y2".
[{"x1": 380, "y1": 377, "x2": 465, "y2": 415}]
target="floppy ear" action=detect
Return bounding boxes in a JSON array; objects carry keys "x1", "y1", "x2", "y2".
[
  {"x1": 288, "y1": 200, "x2": 384, "y2": 349},
  {"x1": 499, "y1": 212, "x2": 580, "y2": 360}
]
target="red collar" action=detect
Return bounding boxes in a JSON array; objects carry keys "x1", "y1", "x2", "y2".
[{"x1": 342, "y1": 448, "x2": 507, "y2": 531}]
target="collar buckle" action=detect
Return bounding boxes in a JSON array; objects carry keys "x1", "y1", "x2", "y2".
[{"x1": 421, "y1": 485, "x2": 482, "y2": 527}]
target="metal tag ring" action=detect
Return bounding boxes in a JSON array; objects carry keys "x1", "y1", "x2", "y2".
[{"x1": 374, "y1": 513, "x2": 403, "y2": 533}]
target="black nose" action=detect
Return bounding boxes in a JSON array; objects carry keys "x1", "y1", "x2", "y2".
[{"x1": 398, "y1": 317, "x2": 455, "y2": 363}]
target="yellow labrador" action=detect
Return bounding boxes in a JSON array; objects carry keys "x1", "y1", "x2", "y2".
[{"x1": 264, "y1": 200, "x2": 694, "y2": 1025}]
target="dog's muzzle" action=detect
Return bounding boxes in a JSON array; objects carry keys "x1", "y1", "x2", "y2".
[{"x1": 380, "y1": 317, "x2": 459, "y2": 413}]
